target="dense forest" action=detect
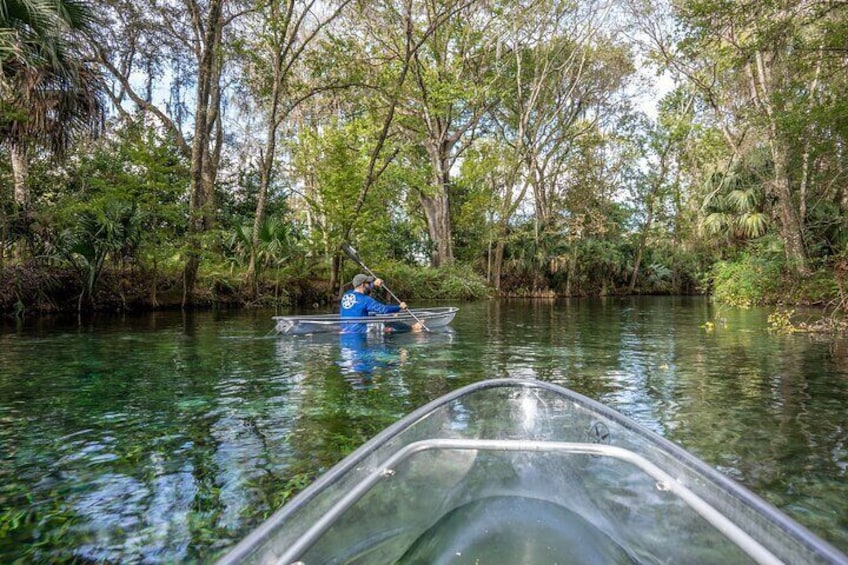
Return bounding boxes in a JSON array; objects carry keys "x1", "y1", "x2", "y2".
[{"x1": 1, "y1": 0, "x2": 847, "y2": 320}]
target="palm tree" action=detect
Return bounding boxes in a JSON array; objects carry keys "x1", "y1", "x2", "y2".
[
  {"x1": 1, "y1": 0, "x2": 102, "y2": 209},
  {"x1": 701, "y1": 170, "x2": 769, "y2": 246}
]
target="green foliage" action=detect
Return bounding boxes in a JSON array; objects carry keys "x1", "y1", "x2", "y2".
[
  {"x1": 291, "y1": 117, "x2": 397, "y2": 257},
  {"x1": 0, "y1": 0, "x2": 102, "y2": 166},
  {"x1": 359, "y1": 261, "x2": 490, "y2": 301},
  {"x1": 645, "y1": 262, "x2": 674, "y2": 291},
  {"x1": 58, "y1": 199, "x2": 145, "y2": 308},
  {"x1": 450, "y1": 174, "x2": 494, "y2": 266},
  {"x1": 5, "y1": 0, "x2": 848, "y2": 314},
  {"x1": 0, "y1": 495, "x2": 80, "y2": 563},
  {"x1": 220, "y1": 216, "x2": 323, "y2": 306},
  {"x1": 767, "y1": 309, "x2": 798, "y2": 334},
  {"x1": 711, "y1": 245, "x2": 785, "y2": 307},
  {"x1": 500, "y1": 223, "x2": 562, "y2": 290},
  {"x1": 668, "y1": 0, "x2": 848, "y2": 277},
  {"x1": 355, "y1": 149, "x2": 430, "y2": 265},
  {"x1": 806, "y1": 201, "x2": 848, "y2": 259},
  {"x1": 788, "y1": 268, "x2": 841, "y2": 307},
  {"x1": 701, "y1": 166, "x2": 770, "y2": 245},
  {"x1": 0, "y1": 262, "x2": 72, "y2": 313},
  {"x1": 0, "y1": 117, "x2": 195, "y2": 312},
  {"x1": 271, "y1": 471, "x2": 315, "y2": 513},
  {"x1": 226, "y1": 217, "x2": 303, "y2": 273},
  {"x1": 646, "y1": 241, "x2": 708, "y2": 295},
  {"x1": 570, "y1": 237, "x2": 630, "y2": 295}
]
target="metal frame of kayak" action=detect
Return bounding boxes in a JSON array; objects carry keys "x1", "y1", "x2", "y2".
[
  {"x1": 217, "y1": 379, "x2": 848, "y2": 565},
  {"x1": 272, "y1": 306, "x2": 458, "y2": 334}
]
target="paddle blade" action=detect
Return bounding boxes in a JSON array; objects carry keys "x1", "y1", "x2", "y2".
[{"x1": 341, "y1": 243, "x2": 364, "y2": 266}]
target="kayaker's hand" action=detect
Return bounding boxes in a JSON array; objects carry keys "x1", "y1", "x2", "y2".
[
  {"x1": 373, "y1": 278, "x2": 383, "y2": 288},
  {"x1": 399, "y1": 302, "x2": 408, "y2": 310}
]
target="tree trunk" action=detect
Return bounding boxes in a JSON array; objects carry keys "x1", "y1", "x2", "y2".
[
  {"x1": 202, "y1": 41, "x2": 224, "y2": 228},
  {"x1": 492, "y1": 237, "x2": 505, "y2": 292},
  {"x1": 0, "y1": 203, "x2": 7, "y2": 267},
  {"x1": 629, "y1": 203, "x2": 654, "y2": 294},
  {"x1": 842, "y1": 177, "x2": 848, "y2": 215},
  {"x1": 247, "y1": 145, "x2": 276, "y2": 288},
  {"x1": 772, "y1": 149, "x2": 809, "y2": 274},
  {"x1": 10, "y1": 144, "x2": 29, "y2": 209},
  {"x1": 248, "y1": 47, "x2": 283, "y2": 288},
  {"x1": 151, "y1": 258, "x2": 159, "y2": 308},
  {"x1": 751, "y1": 52, "x2": 809, "y2": 275},
  {"x1": 419, "y1": 189, "x2": 453, "y2": 267},
  {"x1": 183, "y1": 0, "x2": 225, "y2": 307},
  {"x1": 629, "y1": 246, "x2": 645, "y2": 294},
  {"x1": 529, "y1": 160, "x2": 549, "y2": 242},
  {"x1": 419, "y1": 135, "x2": 456, "y2": 268},
  {"x1": 565, "y1": 245, "x2": 577, "y2": 297}
]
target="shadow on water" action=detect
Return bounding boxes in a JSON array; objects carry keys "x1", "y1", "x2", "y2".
[{"x1": 1, "y1": 298, "x2": 847, "y2": 561}]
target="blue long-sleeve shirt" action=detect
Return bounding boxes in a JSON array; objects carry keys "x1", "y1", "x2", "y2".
[{"x1": 340, "y1": 290, "x2": 400, "y2": 333}]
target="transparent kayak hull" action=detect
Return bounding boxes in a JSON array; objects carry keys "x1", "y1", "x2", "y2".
[
  {"x1": 217, "y1": 379, "x2": 848, "y2": 565},
  {"x1": 273, "y1": 306, "x2": 458, "y2": 335}
]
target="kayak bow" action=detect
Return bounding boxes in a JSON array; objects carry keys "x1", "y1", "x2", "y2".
[{"x1": 218, "y1": 379, "x2": 848, "y2": 565}]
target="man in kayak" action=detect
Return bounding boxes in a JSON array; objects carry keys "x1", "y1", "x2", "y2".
[{"x1": 340, "y1": 273, "x2": 408, "y2": 333}]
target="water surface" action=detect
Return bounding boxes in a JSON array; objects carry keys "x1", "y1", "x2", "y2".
[{"x1": 1, "y1": 297, "x2": 846, "y2": 562}]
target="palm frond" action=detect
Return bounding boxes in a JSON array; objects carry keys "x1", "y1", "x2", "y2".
[
  {"x1": 737, "y1": 212, "x2": 769, "y2": 239},
  {"x1": 702, "y1": 212, "x2": 730, "y2": 236},
  {"x1": 727, "y1": 188, "x2": 759, "y2": 212}
]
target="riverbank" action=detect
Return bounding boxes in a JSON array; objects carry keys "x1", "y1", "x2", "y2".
[
  {"x1": 0, "y1": 262, "x2": 492, "y2": 316},
  {"x1": 0, "y1": 263, "x2": 328, "y2": 316},
  {"x1": 3, "y1": 260, "x2": 846, "y2": 321}
]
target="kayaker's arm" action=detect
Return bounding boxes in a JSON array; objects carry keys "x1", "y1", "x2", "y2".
[
  {"x1": 342, "y1": 243, "x2": 428, "y2": 331},
  {"x1": 362, "y1": 295, "x2": 401, "y2": 315}
]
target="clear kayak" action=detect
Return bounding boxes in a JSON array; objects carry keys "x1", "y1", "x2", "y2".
[
  {"x1": 217, "y1": 379, "x2": 848, "y2": 565},
  {"x1": 273, "y1": 306, "x2": 458, "y2": 335}
]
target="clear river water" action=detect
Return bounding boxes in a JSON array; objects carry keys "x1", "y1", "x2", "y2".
[{"x1": 1, "y1": 297, "x2": 847, "y2": 562}]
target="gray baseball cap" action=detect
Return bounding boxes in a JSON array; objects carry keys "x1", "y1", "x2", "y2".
[{"x1": 352, "y1": 274, "x2": 374, "y2": 287}]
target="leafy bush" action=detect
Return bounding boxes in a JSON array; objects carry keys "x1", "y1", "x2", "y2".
[
  {"x1": 58, "y1": 200, "x2": 145, "y2": 309},
  {"x1": 789, "y1": 269, "x2": 840, "y2": 306},
  {"x1": 767, "y1": 309, "x2": 798, "y2": 333},
  {"x1": 358, "y1": 261, "x2": 490, "y2": 300},
  {"x1": 711, "y1": 251, "x2": 784, "y2": 307}
]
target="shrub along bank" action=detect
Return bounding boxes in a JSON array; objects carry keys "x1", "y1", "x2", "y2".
[
  {"x1": 0, "y1": 262, "x2": 492, "y2": 317},
  {"x1": 3, "y1": 250, "x2": 846, "y2": 320},
  {"x1": 710, "y1": 254, "x2": 844, "y2": 309}
]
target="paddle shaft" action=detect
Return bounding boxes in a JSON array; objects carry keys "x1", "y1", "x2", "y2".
[{"x1": 342, "y1": 244, "x2": 430, "y2": 332}]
